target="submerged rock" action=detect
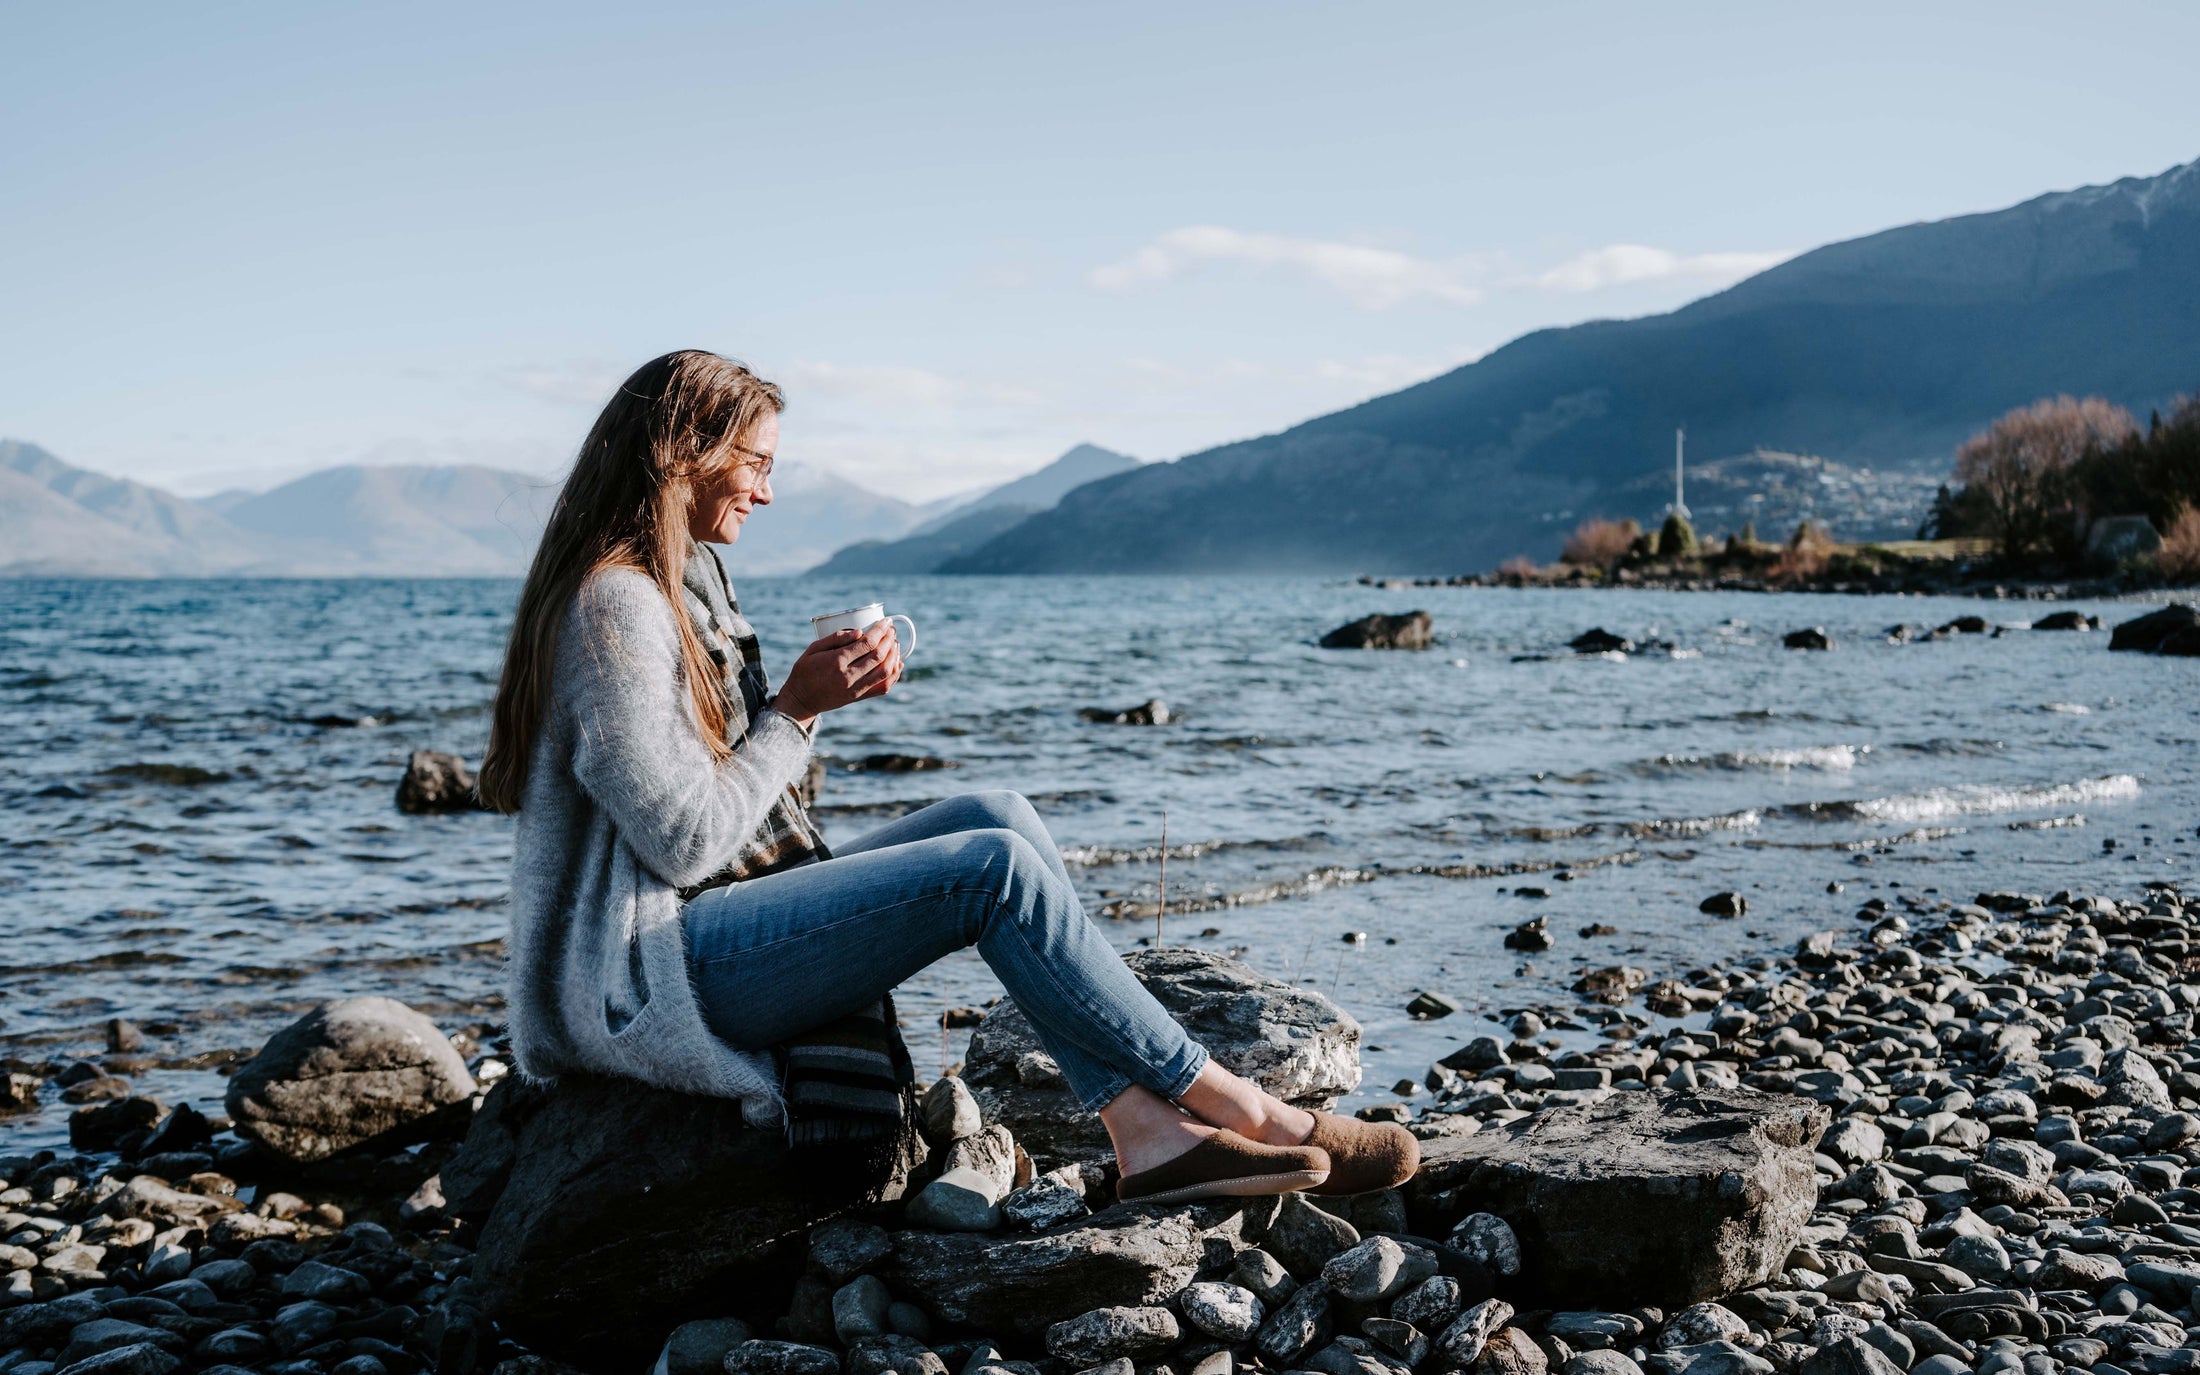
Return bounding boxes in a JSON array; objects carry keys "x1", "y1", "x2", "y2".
[
  {"x1": 2032, "y1": 610, "x2": 2098, "y2": 631},
  {"x1": 1321, "y1": 612, "x2": 1433, "y2": 650},
  {"x1": 964, "y1": 949, "x2": 1360, "y2": 1166},
  {"x1": 225, "y1": 996, "x2": 476, "y2": 1163},
  {"x1": 854, "y1": 754, "x2": 957, "y2": 773},
  {"x1": 1078, "y1": 700, "x2": 1171, "y2": 726},
  {"x1": 1568, "y1": 628, "x2": 1633, "y2": 654},
  {"x1": 1782, "y1": 627, "x2": 1834, "y2": 651},
  {"x1": 1405, "y1": 1086, "x2": 1827, "y2": 1306}
]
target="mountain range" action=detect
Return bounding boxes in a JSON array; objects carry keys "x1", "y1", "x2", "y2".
[
  {"x1": 0, "y1": 441, "x2": 944, "y2": 578},
  {"x1": 808, "y1": 444, "x2": 1139, "y2": 576},
  {"x1": 12, "y1": 158, "x2": 2198, "y2": 579},
  {"x1": 945, "y1": 156, "x2": 2200, "y2": 574}
]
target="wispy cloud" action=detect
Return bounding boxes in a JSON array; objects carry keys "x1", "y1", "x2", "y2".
[
  {"x1": 1091, "y1": 227, "x2": 1792, "y2": 307},
  {"x1": 1090, "y1": 227, "x2": 1491, "y2": 310},
  {"x1": 1533, "y1": 244, "x2": 1794, "y2": 293}
]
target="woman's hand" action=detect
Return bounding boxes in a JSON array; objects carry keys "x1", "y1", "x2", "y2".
[{"x1": 773, "y1": 622, "x2": 904, "y2": 726}]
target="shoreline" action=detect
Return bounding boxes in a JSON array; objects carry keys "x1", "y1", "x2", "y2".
[
  {"x1": 6, "y1": 876, "x2": 2197, "y2": 1375},
  {"x1": 1368, "y1": 570, "x2": 2177, "y2": 601}
]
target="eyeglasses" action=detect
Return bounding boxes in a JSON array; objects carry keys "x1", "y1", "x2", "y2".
[{"x1": 729, "y1": 443, "x2": 776, "y2": 481}]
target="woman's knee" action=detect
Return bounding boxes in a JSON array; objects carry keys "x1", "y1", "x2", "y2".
[
  {"x1": 957, "y1": 788, "x2": 1040, "y2": 832},
  {"x1": 955, "y1": 827, "x2": 1070, "y2": 919}
]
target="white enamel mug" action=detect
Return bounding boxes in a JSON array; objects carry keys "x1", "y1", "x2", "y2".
[{"x1": 809, "y1": 602, "x2": 918, "y2": 658}]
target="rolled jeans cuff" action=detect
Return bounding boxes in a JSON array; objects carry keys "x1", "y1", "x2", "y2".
[{"x1": 1069, "y1": 1040, "x2": 1209, "y2": 1115}]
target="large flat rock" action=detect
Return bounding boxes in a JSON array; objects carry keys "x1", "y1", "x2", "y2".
[
  {"x1": 1404, "y1": 1086, "x2": 1826, "y2": 1305},
  {"x1": 883, "y1": 1200, "x2": 1262, "y2": 1341},
  {"x1": 965, "y1": 949, "x2": 1361, "y2": 1167}
]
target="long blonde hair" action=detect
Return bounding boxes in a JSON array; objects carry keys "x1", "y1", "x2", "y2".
[{"x1": 478, "y1": 350, "x2": 783, "y2": 813}]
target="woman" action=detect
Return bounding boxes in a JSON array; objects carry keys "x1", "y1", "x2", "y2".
[{"x1": 480, "y1": 350, "x2": 1415, "y2": 1205}]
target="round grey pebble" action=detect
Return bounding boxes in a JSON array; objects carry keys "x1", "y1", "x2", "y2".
[{"x1": 1179, "y1": 1281, "x2": 1265, "y2": 1342}]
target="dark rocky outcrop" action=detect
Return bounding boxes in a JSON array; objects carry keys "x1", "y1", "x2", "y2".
[
  {"x1": 963, "y1": 950, "x2": 1360, "y2": 1167},
  {"x1": 1320, "y1": 612, "x2": 1433, "y2": 650},
  {"x1": 446, "y1": 1072, "x2": 921, "y2": 1366},
  {"x1": 225, "y1": 997, "x2": 477, "y2": 1163},
  {"x1": 2031, "y1": 610, "x2": 2099, "y2": 631},
  {"x1": 396, "y1": 750, "x2": 486, "y2": 813},
  {"x1": 1568, "y1": 628, "x2": 1633, "y2": 654},
  {"x1": 1782, "y1": 628, "x2": 1834, "y2": 651},
  {"x1": 1405, "y1": 1086, "x2": 1827, "y2": 1306},
  {"x1": 1078, "y1": 699, "x2": 1171, "y2": 726},
  {"x1": 853, "y1": 754, "x2": 957, "y2": 773},
  {"x1": 2108, "y1": 602, "x2": 2200, "y2": 655}
]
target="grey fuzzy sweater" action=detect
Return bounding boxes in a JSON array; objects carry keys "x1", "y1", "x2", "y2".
[{"x1": 506, "y1": 566, "x2": 814, "y2": 1121}]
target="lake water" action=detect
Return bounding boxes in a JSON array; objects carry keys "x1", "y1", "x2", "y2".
[{"x1": 3, "y1": 575, "x2": 2194, "y2": 1150}]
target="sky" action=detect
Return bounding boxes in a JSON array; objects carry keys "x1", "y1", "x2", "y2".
[{"x1": 5, "y1": 3, "x2": 2198, "y2": 504}]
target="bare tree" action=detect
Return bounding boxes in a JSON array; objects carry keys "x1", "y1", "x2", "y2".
[
  {"x1": 1954, "y1": 396, "x2": 2137, "y2": 560},
  {"x1": 1560, "y1": 517, "x2": 1640, "y2": 567}
]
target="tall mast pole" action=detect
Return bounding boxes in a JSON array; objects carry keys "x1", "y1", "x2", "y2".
[{"x1": 1674, "y1": 427, "x2": 1687, "y2": 517}]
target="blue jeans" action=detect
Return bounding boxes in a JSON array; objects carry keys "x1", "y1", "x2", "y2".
[{"x1": 682, "y1": 790, "x2": 1209, "y2": 1112}]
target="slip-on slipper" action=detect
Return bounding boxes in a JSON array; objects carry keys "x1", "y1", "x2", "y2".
[
  {"x1": 1115, "y1": 1128, "x2": 1332, "y2": 1207},
  {"x1": 1301, "y1": 1111, "x2": 1420, "y2": 1196}
]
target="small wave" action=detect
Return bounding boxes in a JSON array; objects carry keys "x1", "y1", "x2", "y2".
[
  {"x1": 101, "y1": 763, "x2": 230, "y2": 786},
  {"x1": 1409, "y1": 848, "x2": 1643, "y2": 880},
  {"x1": 2009, "y1": 814, "x2": 2086, "y2": 830},
  {"x1": 1096, "y1": 865, "x2": 1379, "y2": 919},
  {"x1": 1640, "y1": 745, "x2": 1862, "y2": 774},
  {"x1": 1496, "y1": 823, "x2": 1600, "y2": 842},
  {"x1": 2041, "y1": 703, "x2": 2091, "y2": 715},
  {"x1": 1787, "y1": 774, "x2": 2139, "y2": 824},
  {"x1": 1626, "y1": 810, "x2": 1764, "y2": 837},
  {"x1": 1061, "y1": 838, "x2": 1244, "y2": 867}
]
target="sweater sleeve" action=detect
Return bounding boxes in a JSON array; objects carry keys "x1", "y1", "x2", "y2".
[{"x1": 558, "y1": 570, "x2": 814, "y2": 889}]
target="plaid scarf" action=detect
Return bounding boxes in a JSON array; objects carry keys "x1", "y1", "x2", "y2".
[
  {"x1": 678, "y1": 543, "x2": 917, "y2": 1170},
  {"x1": 676, "y1": 544, "x2": 832, "y2": 892}
]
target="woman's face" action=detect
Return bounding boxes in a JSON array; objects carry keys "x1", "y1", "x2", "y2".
[{"x1": 687, "y1": 412, "x2": 778, "y2": 544}]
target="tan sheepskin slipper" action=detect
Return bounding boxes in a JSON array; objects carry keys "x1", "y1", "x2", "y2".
[
  {"x1": 1116, "y1": 1129, "x2": 1332, "y2": 1207},
  {"x1": 1302, "y1": 1111, "x2": 1420, "y2": 1196}
]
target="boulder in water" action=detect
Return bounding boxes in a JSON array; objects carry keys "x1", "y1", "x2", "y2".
[
  {"x1": 2110, "y1": 603, "x2": 2200, "y2": 656},
  {"x1": 1568, "y1": 628, "x2": 1633, "y2": 654},
  {"x1": 1320, "y1": 612, "x2": 1433, "y2": 650},
  {"x1": 854, "y1": 754, "x2": 957, "y2": 773},
  {"x1": 1079, "y1": 700, "x2": 1171, "y2": 726},
  {"x1": 963, "y1": 949, "x2": 1360, "y2": 1167},
  {"x1": 1503, "y1": 918, "x2": 1553, "y2": 952},
  {"x1": 2031, "y1": 610, "x2": 2098, "y2": 631},
  {"x1": 397, "y1": 750, "x2": 484, "y2": 813},
  {"x1": 225, "y1": 996, "x2": 477, "y2": 1163},
  {"x1": 1782, "y1": 627, "x2": 1834, "y2": 651}
]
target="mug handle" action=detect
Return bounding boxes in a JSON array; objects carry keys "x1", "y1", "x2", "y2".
[{"x1": 888, "y1": 614, "x2": 918, "y2": 659}]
